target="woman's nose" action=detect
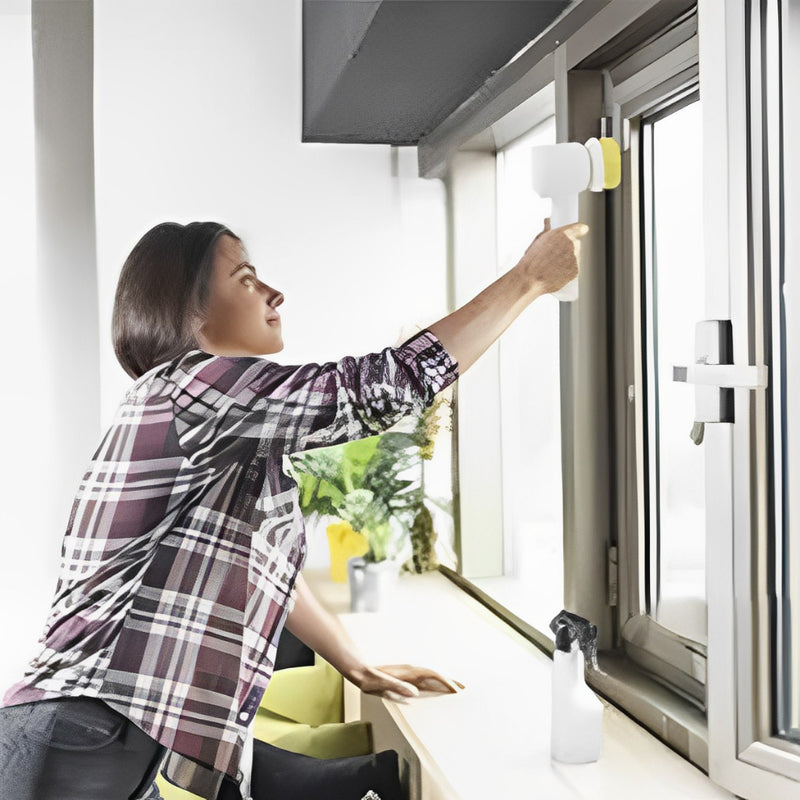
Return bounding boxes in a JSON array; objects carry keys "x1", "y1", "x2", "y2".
[{"x1": 267, "y1": 288, "x2": 284, "y2": 308}]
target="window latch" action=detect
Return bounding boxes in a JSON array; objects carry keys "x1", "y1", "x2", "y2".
[
  {"x1": 672, "y1": 320, "x2": 768, "y2": 426},
  {"x1": 672, "y1": 363, "x2": 768, "y2": 389}
]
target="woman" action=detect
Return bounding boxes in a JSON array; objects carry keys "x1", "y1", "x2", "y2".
[{"x1": 0, "y1": 217, "x2": 586, "y2": 800}]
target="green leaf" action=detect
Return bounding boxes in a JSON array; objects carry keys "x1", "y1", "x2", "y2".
[
  {"x1": 287, "y1": 410, "x2": 447, "y2": 563},
  {"x1": 316, "y1": 478, "x2": 345, "y2": 508}
]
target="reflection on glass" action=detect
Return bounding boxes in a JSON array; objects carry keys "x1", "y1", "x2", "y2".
[
  {"x1": 778, "y1": 216, "x2": 799, "y2": 739},
  {"x1": 642, "y1": 99, "x2": 707, "y2": 643},
  {"x1": 470, "y1": 117, "x2": 564, "y2": 637},
  {"x1": 778, "y1": 111, "x2": 799, "y2": 742}
]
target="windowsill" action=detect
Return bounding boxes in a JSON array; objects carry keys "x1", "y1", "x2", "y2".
[
  {"x1": 438, "y1": 569, "x2": 711, "y2": 773},
  {"x1": 302, "y1": 567, "x2": 735, "y2": 800}
]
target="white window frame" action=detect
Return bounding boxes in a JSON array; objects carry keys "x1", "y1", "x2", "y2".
[{"x1": 700, "y1": 0, "x2": 800, "y2": 795}]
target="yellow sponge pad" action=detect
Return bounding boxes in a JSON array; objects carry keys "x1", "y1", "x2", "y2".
[{"x1": 599, "y1": 137, "x2": 621, "y2": 189}]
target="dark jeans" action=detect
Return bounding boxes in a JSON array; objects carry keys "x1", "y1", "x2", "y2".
[{"x1": 0, "y1": 696, "x2": 166, "y2": 800}]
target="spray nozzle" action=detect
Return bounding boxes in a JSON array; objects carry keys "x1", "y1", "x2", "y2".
[{"x1": 549, "y1": 609, "x2": 599, "y2": 671}]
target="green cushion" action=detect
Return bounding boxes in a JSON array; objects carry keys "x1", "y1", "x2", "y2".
[
  {"x1": 255, "y1": 655, "x2": 374, "y2": 758},
  {"x1": 259, "y1": 656, "x2": 342, "y2": 727},
  {"x1": 154, "y1": 774, "x2": 204, "y2": 800}
]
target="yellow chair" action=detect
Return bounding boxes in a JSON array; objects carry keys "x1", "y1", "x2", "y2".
[
  {"x1": 253, "y1": 654, "x2": 372, "y2": 758},
  {"x1": 155, "y1": 774, "x2": 203, "y2": 800}
]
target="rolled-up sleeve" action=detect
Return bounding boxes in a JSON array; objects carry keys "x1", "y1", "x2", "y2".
[
  {"x1": 176, "y1": 328, "x2": 459, "y2": 461},
  {"x1": 270, "y1": 328, "x2": 459, "y2": 456}
]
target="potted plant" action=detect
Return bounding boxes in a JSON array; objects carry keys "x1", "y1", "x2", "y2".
[{"x1": 287, "y1": 390, "x2": 453, "y2": 611}]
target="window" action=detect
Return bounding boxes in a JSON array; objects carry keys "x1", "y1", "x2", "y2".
[
  {"x1": 641, "y1": 98, "x2": 706, "y2": 645},
  {"x1": 699, "y1": 0, "x2": 800, "y2": 792},
  {"x1": 439, "y1": 0, "x2": 800, "y2": 794},
  {"x1": 777, "y1": 169, "x2": 799, "y2": 745},
  {"x1": 775, "y1": 88, "x2": 799, "y2": 740},
  {"x1": 620, "y1": 92, "x2": 711, "y2": 714},
  {"x1": 468, "y1": 116, "x2": 563, "y2": 638},
  {"x1": 446, "y1": 0, "x2": 713, "y2": 769},
  {"x1": 745, "y1": 0, "x2": 800, "y2": 763},
  {"x1": 596, "y1": 10, "x2": 716, "y2": 757},
  {"x1": 762, "y1": 0, "x2": 799, "y2": 750}
]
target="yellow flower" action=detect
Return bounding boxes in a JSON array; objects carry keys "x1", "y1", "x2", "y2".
[{"x1": 326, "y1": 520, "x2": 369, "y2": 583}]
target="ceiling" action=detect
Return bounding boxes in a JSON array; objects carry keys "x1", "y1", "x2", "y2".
[{"x1": 302, "y1": 0, "x2": 572, "y2": 145}]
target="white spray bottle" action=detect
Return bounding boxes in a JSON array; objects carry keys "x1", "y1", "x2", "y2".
[
  {"x1": 549, "y1": 609, "x2": 604, "y2": 763},
  {"x1": 530, "y1": 128, "x2": 621, "y2": 301}
]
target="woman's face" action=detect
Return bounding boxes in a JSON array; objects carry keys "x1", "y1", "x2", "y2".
[{"x1": 196, "y1": 234, "x2": 285, "y2": 356}]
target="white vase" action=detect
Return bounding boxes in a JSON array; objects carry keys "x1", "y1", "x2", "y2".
[{"x1": 347, "y1": 556, "x2": 399, "y2": 612}]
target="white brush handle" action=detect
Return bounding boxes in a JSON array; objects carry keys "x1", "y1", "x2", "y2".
[
  {"x1": 549, "y1": 195, "x2": 580, "y2": 302},
  {"x1": 552, "y1": 277, "x2": 579, "y2": 302}
]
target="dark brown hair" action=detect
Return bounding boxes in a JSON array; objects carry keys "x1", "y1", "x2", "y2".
[{"x1": 112, "y1": 221, "x2": 242, "y2": 379}]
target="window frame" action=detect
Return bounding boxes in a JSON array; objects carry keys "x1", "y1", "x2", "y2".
[
  {"x1": 571, "y1": 4, "x2": 711, "y2": 765},
  {"x1": 700, "y1": 0, "x2": 800, "y2": 794},
  {"x1": 619, "y1": 87, "x2": 709, "y2": 711}
]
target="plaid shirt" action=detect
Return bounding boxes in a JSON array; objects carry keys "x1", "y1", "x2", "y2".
[{"x1": 1, "y1": 328, "x2": 458, "y2": 795}]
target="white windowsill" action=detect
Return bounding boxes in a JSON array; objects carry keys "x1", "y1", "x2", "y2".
[{"x1": 301, "y1": 567, "x2": 735, "y2": 800}]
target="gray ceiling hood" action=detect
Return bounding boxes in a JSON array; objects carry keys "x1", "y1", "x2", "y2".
[{"x1": 303, "y1": 0, "x2": 571, "y2": 145}]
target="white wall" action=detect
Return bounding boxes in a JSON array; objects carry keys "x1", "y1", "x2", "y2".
[
  {"x1": 93, "y1": 0, "x2": 449, "y2": 568},
  {"x1": 1, "y1": 0, "x2": 449, "y2": 690},
  {"x1": 0, "y1": 0, "x2": 59, "y2": 692},
  {"x1": 1, "y1": 0, "x2": 101, "y2": 693},
  {"x1": 94, "y1": 0, "x2": 448, "y2": 421}
]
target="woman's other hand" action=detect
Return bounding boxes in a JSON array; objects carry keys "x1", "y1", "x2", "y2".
[
  {"x1": 354, "y1": 664, "x2": 461, "y2": 701},
  {"x1": 515, "y1": 217, "x2": 589, "y2": 296}
]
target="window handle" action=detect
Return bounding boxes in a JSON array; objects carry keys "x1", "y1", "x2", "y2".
[
  {"x1": 672, "y1": 363, "x2": 768, "y2": 389},
  {"x1": 672, "y1": 320, "x2": 768, "y2": 425}
]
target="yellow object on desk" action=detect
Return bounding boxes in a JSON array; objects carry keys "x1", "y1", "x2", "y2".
[{"x1": 326, "y1": 521, "x2": 369, "y2": 583}]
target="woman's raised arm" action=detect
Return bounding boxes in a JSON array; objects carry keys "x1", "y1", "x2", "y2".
[
  {"x1": 427, "y1": 220, "x2": 588, "y2": 375},
  {"x1": 168, "y1": 220, "x2": 586, "y2": 463}
]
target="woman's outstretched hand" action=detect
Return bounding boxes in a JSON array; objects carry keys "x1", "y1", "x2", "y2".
[
  {"x1": 354, "y1": 663, "x2": 461, "y2": 702},
  {"x1": 515, "y1": 217, "x2": 590, "y2": 296},
  {"x1": 285, "y1": 576, "x2": 462, "y2": 703}
]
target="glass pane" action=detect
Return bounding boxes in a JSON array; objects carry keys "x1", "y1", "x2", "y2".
[
  {"x1": 470, "y1": 117, "x2": 564, "y2": 638},
  {"x1": 643, "y1": 99, "x2": 707, "y2": 644},
  {"x1": 778, "y1": 0, "x2": 799, "y2": 739},
  {"x1": 778, "y1": 203, "x2": 798, "y2": 739}
]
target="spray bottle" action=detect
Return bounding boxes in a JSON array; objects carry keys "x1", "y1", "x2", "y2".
[
  {"x1": 549, "y1": 609, "x2": 604, "y2": 763},
  {"x1": 530, "y1": 121, "x2": 621, "y2": 301}
]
